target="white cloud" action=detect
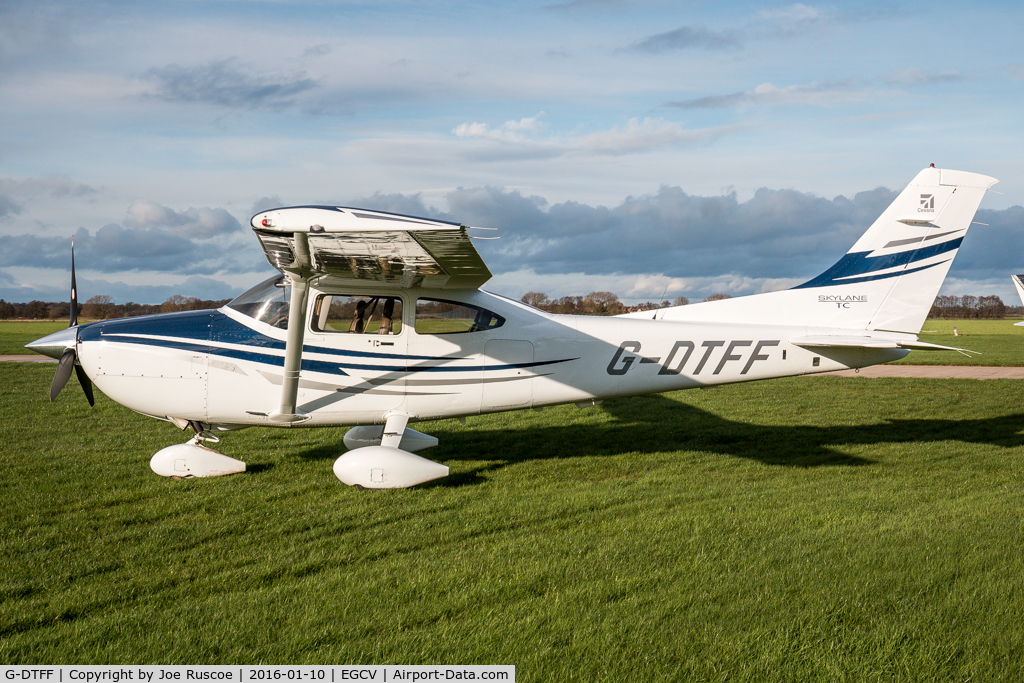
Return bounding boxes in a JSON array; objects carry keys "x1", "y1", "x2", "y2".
[
  {"x1": 451, "y1": 116, "x2": 744, "y2": 159},
  {"x1": 880, "y1": 68, "x2": 964, "y2": 86},
  {"x1": 453, "y1": 114, "x2": 546, "y2": 143},
  {"x1": 759, "y1": 3, "x2": 826, "y2": 27},
  {"x1": 668, "y1": 81, "x2": 882, "y2": 110}
]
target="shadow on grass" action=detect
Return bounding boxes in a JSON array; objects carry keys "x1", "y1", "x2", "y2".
[
  {"x1": 288, "y1": 393, "x2": 1024, "y2": 482},
  {"x1": 433, "y1": 394, "x2": 1024, "y2": 472}
]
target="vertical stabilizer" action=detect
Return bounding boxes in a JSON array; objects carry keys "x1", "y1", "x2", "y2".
[
  {"x1": 1012, "y1": 274, "x2": 1024, "y2": 308},
  {"x1": 818, "y1": 167, "x2": 999, "y2": 332},
  {"x1": 642, "y1": 167, "x2": 997, "y2": 333}
]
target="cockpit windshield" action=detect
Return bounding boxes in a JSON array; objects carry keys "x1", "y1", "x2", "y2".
[{"x1": 227, "y1": 275, "x2": 291, "y2": 328}]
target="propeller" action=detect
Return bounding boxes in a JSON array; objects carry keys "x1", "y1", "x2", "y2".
[{"x1": 49, "y1": 239, "x2": 94, "y2": 406}]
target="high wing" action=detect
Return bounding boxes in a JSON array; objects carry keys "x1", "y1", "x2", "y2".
[
  {"x1": 251, "y1": 206, "x2": 492, "y2": 291},
  {"x1": 248, "y1": 205, "x2": 493, "y2": 426}
]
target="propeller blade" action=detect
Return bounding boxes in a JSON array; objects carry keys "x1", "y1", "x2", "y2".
[
  {"x1": 75, "y1": 364, "x2": 95, "y2": 407},
  {"x1": 69, "y1": 238, "x2": 78, "y2": 328},
  {"x1": 50, "y1": 348, "x2": 76, "y2": 402}
]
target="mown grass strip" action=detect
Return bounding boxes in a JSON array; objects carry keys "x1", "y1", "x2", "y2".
[{"x1": 0, "y1": 321, "x2": 68, "y2": 354}]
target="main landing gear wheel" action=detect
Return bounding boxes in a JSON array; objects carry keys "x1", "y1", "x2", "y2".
[
  {"x1": 333, "y1": 413, "x2": 448, "y2": 489},
  {"x1": 150, "y1": 431, "x2": 246, "y2": 478}
]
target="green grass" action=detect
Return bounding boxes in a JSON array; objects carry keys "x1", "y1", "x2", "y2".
[
  {"x1": 0, "y1": 321, "x2": 68, "y2": 354},
  {"x1": 4, "y1": 363, "x2": 1024, "y2": 679},
  {"x1": 895, "y1": 318, "x2": 1024, "y2": 366}
]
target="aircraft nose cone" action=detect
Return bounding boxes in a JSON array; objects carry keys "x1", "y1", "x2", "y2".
[{"x1": 25, "y1": 326, "x2": 79, "y2": 359}]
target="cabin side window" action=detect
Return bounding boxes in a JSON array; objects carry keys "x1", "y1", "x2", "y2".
[
  {"x1": 311, "y1": 294, "x2": 403, "y2": 335},
  {"x1": 414, "y1": 299, "x2": 505, "y2": 334},
  {"x1": 227, "y1": 275, "x2": 291, "y2": 329}
]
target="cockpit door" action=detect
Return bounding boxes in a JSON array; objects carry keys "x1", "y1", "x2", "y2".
[{"x1": 299, "y1": 292, "x2": 410, "y2": 416}]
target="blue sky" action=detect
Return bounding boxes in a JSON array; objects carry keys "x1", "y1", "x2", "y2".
[{"x1": 1, "y1": 0, "x2": 1022, "y2": 305}]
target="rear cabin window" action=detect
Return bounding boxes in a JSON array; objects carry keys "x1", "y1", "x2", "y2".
[
  {"x1": 415, "y1": 299, "x2": 505, "y2": 334},
  {"x1": 311, "y1": 294, "x2": 403, "y2": 335}
]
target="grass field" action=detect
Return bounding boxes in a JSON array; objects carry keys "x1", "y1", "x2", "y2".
[
  {"x1": 894, "y1": 318, "x2": 1024, "y2": 366},
  {"x1": 4, "y1": 361, "x2": 1024, "y2": 679},
  {"x1": 0, "y1": 321, "x2": 68, "y2": 354}
]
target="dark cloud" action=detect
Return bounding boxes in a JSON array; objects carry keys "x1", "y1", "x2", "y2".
[
  {"x1": 0, "y1": 221, "x2": 263, "y2": 276},
  {"x1": 304, "y1": 44, "x2": 332, "y2": 58},
  {"x1": 459, "y1": 184, "x2": 898, "y2": 282},
  {"x1": 345, "y1": 192, "x2": 452, "y2": 220},
  {"x1": 666, "y1": 90, "x2": 754, "y2": 110},
  {"x1": 340, "y1": 184, "x2": 1019, "y2": 291},
  {"x1": 0, "y1": 175, "x2": 98, "y2": 214},
  {"x1": 0, "y1": 194, "x2": 22, "y2": 219},
  {"x1": 939, "y1": 205, "x2": 1024, "y2": 283},
  {"x1": 144, "y1": 58, "x2": 318, "y2": 110},
  {"x1": 627, "y1": 26, "x2": 741, "y2": 54},
  {"x1": 0, "y1": 274, "x2": 249, "y2": 306},
  {"x1": 251, "y1": 196, "x2": 285, "y2": 215},
  {"x1": 5, "y1": 186, "x2": 1018, "y2": 304}
]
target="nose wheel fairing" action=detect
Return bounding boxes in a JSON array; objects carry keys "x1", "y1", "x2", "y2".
[{"x1": 150, "y1": 434, "x2": 246, "y2": 478}]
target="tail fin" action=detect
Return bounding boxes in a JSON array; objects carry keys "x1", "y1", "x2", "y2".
[
  {"x1": 647, "y1": 167, "x2": 997, "y2": 333},
  {"x1": 1012, "y1": 274, "x2": 1024, "y2": 308},
  {"x1": 793, "y1": 167, "x2": 997, "y2": 332}
]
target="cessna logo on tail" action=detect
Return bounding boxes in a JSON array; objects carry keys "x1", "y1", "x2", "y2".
[
  {"x1": 919, "y1": 194, "x2": 935, "y2": 212},
  {"x1": 607, "y1": 339, "x2": 780, "y2": 376}
]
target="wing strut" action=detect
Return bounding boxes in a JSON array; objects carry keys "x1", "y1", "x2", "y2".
[{"x1": 270, "y1": 233, "x2": 313, "y2": 424}]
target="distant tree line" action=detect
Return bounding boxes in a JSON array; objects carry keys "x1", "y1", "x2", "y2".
[
  {"x1": 0, "y1": 294, "x2": 232, "y2": 320},
  {"x1": 520, "y1": 292, "x2": 728, "y2": 315},
  {"x1": 928, "y1": 295, "x2": 1016, "y2": 319},
  {"x1": 4, "y1": 290, "x2": 1018, "y2": 321}
]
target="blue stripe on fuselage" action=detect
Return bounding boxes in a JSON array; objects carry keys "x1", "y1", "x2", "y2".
[
  {"x1": 80, "y1": 309, "x2": 458, "y2": 360},
  {"x1": 78, "y1": 308, "x2": 573, "y2": 376}
]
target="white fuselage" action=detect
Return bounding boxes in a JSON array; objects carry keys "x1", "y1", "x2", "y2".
[{"x1": 73, "y1": 287, "x2": 905, "y2": 429}]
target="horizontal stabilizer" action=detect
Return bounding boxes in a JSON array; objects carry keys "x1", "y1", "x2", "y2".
[{"x1": 791, "y1": 335, "x2": 978, "y2": 355}]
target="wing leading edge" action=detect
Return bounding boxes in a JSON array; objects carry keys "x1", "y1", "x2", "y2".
[{"x1": 251, "y1": 206, "x2": 492, "y2": 290}]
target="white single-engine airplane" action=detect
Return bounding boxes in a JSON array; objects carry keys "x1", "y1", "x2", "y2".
[{"x1": 29, "y1": 166, "x2": 997, "y2": 488}]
